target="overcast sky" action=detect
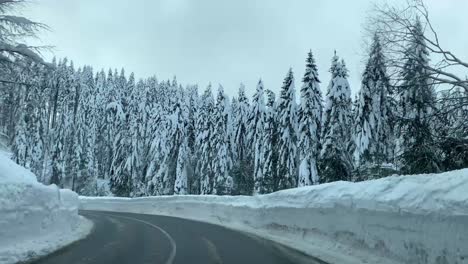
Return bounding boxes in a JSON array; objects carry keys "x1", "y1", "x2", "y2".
[{"x1": 23, "y1": 0, "x2": 468, "y2": 97}]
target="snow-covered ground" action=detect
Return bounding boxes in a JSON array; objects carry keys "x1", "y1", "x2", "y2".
[
  {"x1": 0, "y1": 152, "x2": 92, "y2": 264},
  {"x1": 81, "y1": 169, "x2": 468, "y2": 264}
]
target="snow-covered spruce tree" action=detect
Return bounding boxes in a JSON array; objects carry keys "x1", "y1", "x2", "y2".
[
  {"x1": 70, "y1": 78, "x2": 84, "y2": 193},
  {"x1": 247, "y1": 80, "x2": 266, "y2": 194},
  {"x1": 145, "y1": 81, "x2": 170, "y2": 195},
  {"x1": 94, "y1": 70, "x2": 109, "y2": 182},
  {"x1": 50, "y1": 59, "x2": 75, "y2": 187},
  {"x1": 260, "y1": 89, "x2": 278, "y2": 193},
  {"x1": 173, "y1": 87, "x2": 192, "y2": 195},
  {"x1": 186, "y1": 85, "x2": 199, "y2": 154},
  {"x1": 62, "y1": 61, "x2": 79, "y2": 189},
  {"x1": 167, "y1": 85, "x2": 191, "y2": 195},
  {"x1": 353, "y1": 35, "x2": 394, "y2": 179},
  {"x1": 174, "y1": 137, "x2": 190, "y2": 195},
  {"x1": 397, "y1": 19, "x2": 440, "y2": 174},
  {"x1": 108, "y1": 72, "x2": 132, "y2": 197},
  {"x1": 152, "y1": 85, "x2": 190, "y2": 196},
  {"x1": 435, "y1": 89, "x2": 468, "y2": 171},
  {"x1": 231, "y1": 84, "x2": 253, "y2": 195},
  {"x1": 50, "y1": 120, "x2": 65, "y2": 186},
  {"x1": 76, "y1": 66, "x2": 98, "y2": 195},
  {"x1": 320, "y1": 53, "x2": 353, "y2": 183},
  {"x1": 212, "y1": 85, "x2": 233, "y2": 195},
  {"x1": 276, "y1": 68, "x2": 298, "y2": 190},
  {"x1": 123, "y1": 73, "x2": 145, "y2": 197},
  {"x1": 24, "y1": 63, "x2": 47, "y2": 180},
  {"x1": 11, "y1": 65, "x2": 38, "y2": 170},
  {"x1": 145, "y1": 104, "x2": 164, "y2": 195},
  {"x1": 131, "y1": 79, "x2": 151, "y2": 196},
  {"x1": 298, "y1": 51, "x2": 322, "y2": 186},
  {"x1": 103, "y1": 69, "x2": 116, "y2": 180},
  {"x1": 12, "y1": 110, "x2": 27, "y2": 167},
  {"x1": 195, "y1": 85, "x2": 215, "y2": 194},
  {"x1": 28, "y1": 106, "x2": 44, "y2": 178},
  {"x1": 183, "y1": 85, "x2": 199, "y2": 194},
  {"x1": 148, "y1": 81, "x2": 174, "y2": 196}
]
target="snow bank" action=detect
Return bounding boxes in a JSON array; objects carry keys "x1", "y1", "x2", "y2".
[
  {"x1": 0, "y1": 152, "x2": 92, "y2": 264},
  {"x1": 80, "y1": 169, "x2": 468, "y2": 264}
]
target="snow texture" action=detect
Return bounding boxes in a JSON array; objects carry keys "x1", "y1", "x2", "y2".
[
  {"x1": 81, "y1": 169, "x2": 468, "y2": 264},
  {"x1": 0, "y1": 152, "x2": 92, "y2": 264}
]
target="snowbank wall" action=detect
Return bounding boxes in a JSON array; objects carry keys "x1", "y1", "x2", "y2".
[
  {"x1": 0, "y1": 153, "x2": 91, "y2": 264},
  {"x1": 80, "y1": 169, "x2": 468, "y2": 264}
]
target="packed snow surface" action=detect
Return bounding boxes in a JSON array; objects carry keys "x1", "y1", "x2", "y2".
[
  {"x1": 81, "y1": 169, "x2": 468, "y2": 264},
  {"x1": 0, "y1": 152, "x2": 92, "y2": 264}
]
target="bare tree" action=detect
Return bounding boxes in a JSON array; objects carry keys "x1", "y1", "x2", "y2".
[{"x1": 368, "y1": 0, "x2": 468, "y2": 94}]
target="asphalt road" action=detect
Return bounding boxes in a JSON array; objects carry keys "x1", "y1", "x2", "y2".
[{"x1": 33, "y1": 211, "x2": 327, "y2": 264}]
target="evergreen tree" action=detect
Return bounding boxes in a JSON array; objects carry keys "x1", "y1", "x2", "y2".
[
  {"x1": 260, "y1": 89, "x2": 278, "y2": 193},
  {"x1": 174, "y1": 137, "x2": 190, "y2": 194},
  {"x1": 195, "y1": 85, "x2": 215, "y2": 194},
  {"x1": 248, "y1": 80, "x2": 266, "y2": 194},
  {"x1": 320, "y1": 53, "x2": 353, "y2": 182},
  {"x1": 276, "y1": 68, "x2": 298, "y2": 190},
  {"x1": 124, "y1": 73, "x2": 146, "y2": 196},
  {"x1": 353, "y1": 35, "x2": 393, "y2": 177},
  {"x1": 437, "y1": 88, "x2": 468, "y2": 171},
  {"x1": 94, "y1": 70, "x2": 109, "y2": 182},
  {"x1": 107, "y1": 71, "x2": 132, "y2": 196},
  {"x1": 163, "y1": 86, "x2": 190, "y2": 195},
  {"x1": 78, "y1": 66, "x2": 98, "y2": 196},
  {"x1": 173, "y1": 86, "x2": 191, "y2": 195},
  {"x1": 26, "y1": 64, "x2": 47, "y2": 180},
  {"x1": 231, "y1": 84, "x2": 253, "y2": 195},
  {"x1": 12, "y1": 111, "x2": 27, "y2": 167},
  {"x1": 298, "y1": 51, "x2": 322, "y2": 186},
  {"x1": 212, "y1": 86, "x2": 233, "y2": 195},
  {"x1": 397, "y1": 19, "x2": 440, "y2": 174}
]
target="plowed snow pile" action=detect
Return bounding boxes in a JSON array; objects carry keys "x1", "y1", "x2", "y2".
[
  {"x1": 0, "y1": 152, "x2": 92, "y2": 264},
  {"x1": 81, "y1": 169, "x2": 468, "y2": 264}
]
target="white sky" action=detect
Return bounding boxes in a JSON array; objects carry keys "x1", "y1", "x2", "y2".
[{"x1": 23, "y1": 0, "x2": 468, "y2": 97}]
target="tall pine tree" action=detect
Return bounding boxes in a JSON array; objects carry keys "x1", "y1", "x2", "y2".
[
  {"x1": 320, "y1": 53, "x2": 353, "y2": 182},
  {"x1": 397, "y1": 19, "x2": 440, "y2": 174},
  {"x1": 276, "y1": 68, "x2": 298, "y2": 190},
  {"x1": 298, "y1": 51, "x2": 322, "y2": 186},
  {"x1": 353, "y1": 34, "x2": 394, "y2": 178},
  {"x1": 248, "y1": 80, "x2": 266, "y2": 194}
]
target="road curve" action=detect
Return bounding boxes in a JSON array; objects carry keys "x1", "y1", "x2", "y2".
[{"x1": 33, "y1": 210, "x2": 327, "y2": 264}]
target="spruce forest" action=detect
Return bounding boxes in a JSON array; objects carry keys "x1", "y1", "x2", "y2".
[{"x1": 1, "y1": 0, "x2": 467, "y2": 197}]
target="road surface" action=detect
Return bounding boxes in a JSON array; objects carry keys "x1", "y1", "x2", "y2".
[{"x1": 33, "y1": 210, "x2": 327, "y2": 264}]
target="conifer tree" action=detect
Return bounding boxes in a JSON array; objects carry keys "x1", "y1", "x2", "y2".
[
  {"x1": 260, "y1": 89, "x2": 278, "y2": 193},
  {"x1": 320, "y1": 53, "x2": 353, "y2": 182},
  {"x1": 212, "y1": 86, "x2": 233, "y2": 195},
  {"x1": 397, "y1": 19, "x2": 440, "y2": 174},
  {"x1": 298, "y1": 51, "x2": 322, "y2": 186},
  {"x1": 353, "y1": 35, "x2": 393, "y2": 175},
  {"x1": 276, "y1": 68, "x2": 298, "y2": 190},
  {"x1": 231, "y1": 84, "x2": 253, "y2": 194},
  {"x1": 195, "y1": 85, "x2": 215, "y2": 194},
  {"x1": 248, "y1": 80, "x2": 266, "y2": 193}
]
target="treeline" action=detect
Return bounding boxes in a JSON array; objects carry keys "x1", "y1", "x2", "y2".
[{"x1": 1, "y1": 21, "x2": 467, "y2": 197}]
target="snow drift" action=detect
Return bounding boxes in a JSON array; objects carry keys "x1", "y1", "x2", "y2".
[
  {"x1": 80, "y1": 169, "x2": 468, "y2": 264},
  {"x1": 0, "y1": 152, "x2": 92, "y2": 264}
]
